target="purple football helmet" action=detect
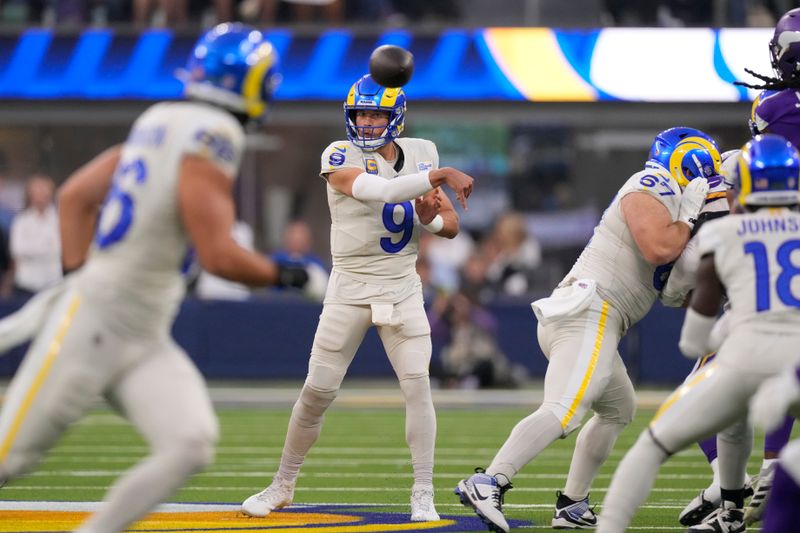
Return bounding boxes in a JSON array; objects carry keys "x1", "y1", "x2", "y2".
[{"x1": 770, "y1": 8, "x2": 800, "y2": 80}]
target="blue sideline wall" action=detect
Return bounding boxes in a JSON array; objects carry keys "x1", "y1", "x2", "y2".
[{"x1": 0, "y1": 297, "x2": 695, "y2": 384}]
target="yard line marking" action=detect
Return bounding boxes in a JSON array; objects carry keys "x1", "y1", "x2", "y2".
[
  {"x1": 0, "y1": 486, "x2": 710, "y2": 493},
  {"x1": 0, "y1": 501, "x2": 697, "y2": 511},
  {"x1": 25, "y1": 470, "x2": 721, "y2": 481}
]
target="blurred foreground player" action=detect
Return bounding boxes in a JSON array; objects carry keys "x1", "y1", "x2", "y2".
[
  {"x1": 455, "y1": 127, "x2": 717, "y2": 532},
  {"x1": 0, "y1": 23, "x2": 318, "y2": 533},
  {"x1": 749, "y1": 364, "x2": 800, "y2": 533},
  {"x1": 598, "y1": 134, "x2": 800, "y2": 533},
  {"x1": 241, "y1": 74, "x2": 474, "y2": 522},
  {"x1": 678, "y1": 11, "x2": 800, "y2": 524}
]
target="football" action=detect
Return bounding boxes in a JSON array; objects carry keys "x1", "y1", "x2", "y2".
[{"x1": 368, "y1": 45, "x2": 414, "y2": 88}]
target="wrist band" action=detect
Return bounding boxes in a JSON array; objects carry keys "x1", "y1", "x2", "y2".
[{"x1": 422, "y1": 214, "x2": 444, "y2": 234}]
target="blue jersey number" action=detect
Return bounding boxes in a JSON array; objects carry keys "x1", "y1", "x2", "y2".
[
  {"x1": 639, "y1": 174, "x2": 675, "y2": 196},
  {"x1": 743, "y1": 239, "x2": 800, "y2": 311},
  {"x1": 95, "y1": 159, "x2": 147, "y2": 249},
  {"x1": 380, "y1": 201, "x2": 413, "y2": 253}
]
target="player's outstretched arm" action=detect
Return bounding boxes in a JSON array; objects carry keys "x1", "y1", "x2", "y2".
[
  {"x1": 621, "y1": 192, "x2": 691, "y2": 265},
  {"x1": 58, "y1": 144, "x2": 123, "y2": 273},
  {"x1": 179, "y1": 155, "x2": 286, "y2": 287},
  {"x1": 327, "y1": 166, "x2": 473, "y2": 209},
  {"x1": 679, "y1": 254, "x2": 723, "y2": 359}
]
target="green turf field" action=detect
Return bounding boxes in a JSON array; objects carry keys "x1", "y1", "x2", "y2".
[{"x1": 0, "y1": 405, "x2": 772, "y2": 531}]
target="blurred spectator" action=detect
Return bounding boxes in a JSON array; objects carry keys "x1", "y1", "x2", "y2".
[
  {"x1": 272, "y1": 219, "x2": 328, "y2": 271},
  {"x1": 422, "y1": 229, "x2": 475, "y2": 294},
  {"x1": 134, "y1": 0, "x2": 189, "y2": 26},
  {"x1": 485, "y1": 212, "x2": 542, "y2": 298},
  {"x1": 387, "y1": 0, "x2": 459, "y2": 24},
  {"x1": 239, "y1": 0, "x2": 343, "y2": 24},
  {"x1": 195, "y1": 220, "x2": 254, "y2": 300},
  {"x1": 429, "y1": 291, "x2": 522, "y2": 389},
  {"x1": 459, "y1": 251, "x2": 493, "y2": 304},
  {"x1": 10, "y1": 175, "x2": 61, "y2": 298}
]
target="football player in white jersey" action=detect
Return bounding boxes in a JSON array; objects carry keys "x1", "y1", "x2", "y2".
[
  {"x1": 241, "y1": 74, "x2": 474, "y2": 522},
  {"x1": 455, "y1": 127, "x2": 716, "y2": 532},
  {"x1": 598, "y1": 133, "x2": 800, "y2": 533},
  {"x1": 749, "y1": 363, "x2": 800, "y2": 533},
  {"x1": 0, "y1": 23, "x2": 317, "y2": 533}
]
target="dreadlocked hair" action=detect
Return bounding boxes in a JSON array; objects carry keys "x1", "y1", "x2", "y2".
[{"x1": 734, "y1": 67, "x2": 800, "y2": 90}]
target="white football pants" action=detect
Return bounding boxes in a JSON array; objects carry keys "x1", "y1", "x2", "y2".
[
  {"x1": 599, "y1": 329, "x2": 800, "y2": 533},
  {"x1": 277, "y1": 289, "x2": 436, "y2": 486},
  {"x1": 488, "y1": 295, "x2": 635, "y2": 498},
  {"x1": 0, "y1": 287, "x2": 218, "y2": 533}
]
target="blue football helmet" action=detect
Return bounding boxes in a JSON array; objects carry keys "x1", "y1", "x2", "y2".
[
  {"x1": 737, "y1": 133, "x2": 800, "y2": 207},
  {"x1": 182, "y1": 23, "x2": 281, "y2": 122},
  {"x1": 344, "y1": 74, "x2": 406, "y2": 150},
  {"x1": 648, "y1": 127, "x2": 722, "y2": 188}
]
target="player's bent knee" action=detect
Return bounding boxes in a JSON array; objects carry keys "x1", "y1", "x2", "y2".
[
  {"x1": 718, "y1": 418, "x2": 752, "y2": 445},
  {"x1": 541, "y1": 400, "x2": 587, "y2": 435},
  {"x1": 177, "y1": 438, "x2": 215, "y2": 472},
  {"x1": 292, "y1": 384, "x2": 338, "y2": 426},
  {"x1": 398, "y1": 374, "x2": 432, "y2": 398},
  {"x1": 598, "y1": 397, "x2": 636, "y2": 426},
  {"x1": 305, "y1": 352, "x2": 347, "y2": 393}
]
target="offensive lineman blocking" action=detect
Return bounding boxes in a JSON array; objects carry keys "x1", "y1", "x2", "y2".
[
  {"x1": 0, "y1": 24, "x2": 317, "y2": 533},
  {"x1": 597, "y1": 134, "x2": 800, "y2": 533},
  {"x1": 241, "y1": 74, "x2": 474, "y2": 522},
  {"x1": 456, "y1": 128, "x2": 718, "y2": 532}
]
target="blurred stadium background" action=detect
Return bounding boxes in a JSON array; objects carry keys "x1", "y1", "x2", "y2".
[{"x1": 0, "y1": 1, "x2": 796, "y2": 530}]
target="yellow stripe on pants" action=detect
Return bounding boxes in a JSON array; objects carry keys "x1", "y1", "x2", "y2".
[
  {"x1": 0, "y1": 295, "x2": 80, "y2": 461},
  {"x1": 651, "y1": 363, "x2": 717, "y2": 426},
  {"x1": 560, "y1": 300, "x2": 609, "y2": 430}
]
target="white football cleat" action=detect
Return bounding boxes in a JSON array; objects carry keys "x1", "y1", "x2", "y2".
[
  {"x1": 680, "y1": 489, "x2": 720, "y2": 526},
  {"x1": 687, "y1": 501, "x2": 745, "y2": 533},
  {"x1": 410, "y1": 483, "x2": 440, "y2": 521},
  {"x1": 455, "y1": 471, "x2": 510, "y2": 533},
  {"x1": 241, "y1": 477, "x2": 295, "y2": 517},
  {"x1": 744, "y1": 464, "x2": 775, "y2": 525}
]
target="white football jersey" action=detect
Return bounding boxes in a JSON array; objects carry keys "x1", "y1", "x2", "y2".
[
  {"x1": 697, "y1": 208, "x2": 800, "y2": 332},
  {"x1": 564, "y1": 163, "x2": 683, "y2": 328},
  {"x1": 77, "y1": 101, "x2": 245, "y2": 334},
  {"x1": 319, "y1": 137, "x2": 438, "y2": 303}
]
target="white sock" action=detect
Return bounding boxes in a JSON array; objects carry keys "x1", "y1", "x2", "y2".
[
  {"x1": 487, "y1": 409, "x2": 563, "y2": 482},
  {"x1": 277, "y1": 385, "x2": 336, "y2": 482},
  {"x1": 400, "y1": 376, "x2": 436, "y2": 487},
  {"x1": 704, "y1": 458, "x2": 721, "y2": 502},
  {"x1": 564, "y1": 415, "x2": 626, "y2": 500},
  {"x1": 718, "y1": 420, "x2": 752, "y2": 492},
  {"x1": 597, "y1": 431, "x2": 667, "y2": 533}
]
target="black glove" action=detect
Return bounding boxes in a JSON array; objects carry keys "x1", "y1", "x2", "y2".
[{"x1": 276, "y1": 264, "x2": 309, "y2": 289}]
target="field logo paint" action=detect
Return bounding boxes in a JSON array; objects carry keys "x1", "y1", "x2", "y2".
[{"x1": 0, "y1": 502, "x2": 533, "y2": 532}]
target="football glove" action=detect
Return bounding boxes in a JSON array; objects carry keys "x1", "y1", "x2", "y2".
[{"x1": 678, "y1": 178, "x2": 710, "y2": 229}]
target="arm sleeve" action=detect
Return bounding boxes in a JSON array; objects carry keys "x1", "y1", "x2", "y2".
[{"x1": 351, "y1": 171, "x2": 433, "y2": 203}]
